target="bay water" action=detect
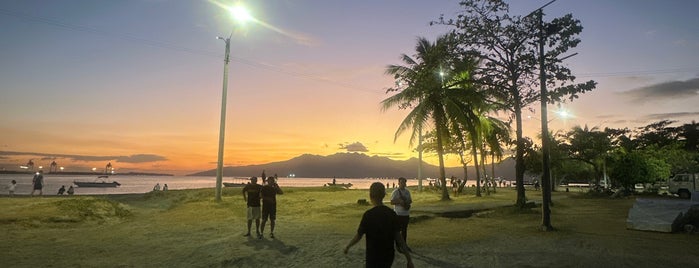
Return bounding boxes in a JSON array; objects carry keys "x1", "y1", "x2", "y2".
[{"x1": 0, "y1": 174, "x2": 458, "y2": 196}]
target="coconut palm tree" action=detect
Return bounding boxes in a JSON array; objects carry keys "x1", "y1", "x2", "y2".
[
  {"x1": 382, "y1": 35, "x2": 468, "y2": 200},
  {"x1": 483, "y1": 115, "x2": 512, "y2": 193}
]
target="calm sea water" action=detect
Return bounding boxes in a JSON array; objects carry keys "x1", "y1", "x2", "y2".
[{"x1": 0, "y1": 174, "x2": 458, "y2": 196}]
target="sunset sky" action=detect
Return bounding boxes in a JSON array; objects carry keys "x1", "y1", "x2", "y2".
[{"x1": 1, "y1": 0, "x2": 698, "y2": 175}]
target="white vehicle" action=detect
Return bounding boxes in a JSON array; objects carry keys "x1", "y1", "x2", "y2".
[{"x1": 667, "y1": 173, "x2": 698, "y2": 199}]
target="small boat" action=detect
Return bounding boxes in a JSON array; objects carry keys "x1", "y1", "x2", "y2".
[
  {"x1": 223, "y1": 182, "x2": 246, "y2": 187},
  {"x1": 74, "y1": 176, "x2": 121, "y2": 187},
  {"x1": 223, "y1": 178, "x2": 249, "y2": 187},
  {"x1": 325, "y1": 182, "x2": 353, "y2": 189}
]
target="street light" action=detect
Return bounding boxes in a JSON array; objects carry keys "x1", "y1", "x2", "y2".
[{"x1": 215, "y1": 5, "x2": 253, "y2": 202}]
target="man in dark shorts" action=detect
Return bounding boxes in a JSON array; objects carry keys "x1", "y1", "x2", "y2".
[
  {"x1": 344, "y1": 182, "x2": 413, "y2": 268},
  {"x1": 242, "y1": 177, "x2": 262, "y2": 238},
  {"x1": 260, "y1": 176, "x2": 283, "y2": 239},
  {"x1": 31, "y1": 170, "x2": 44, "y2": 196},
  {"x1": 390, "y1": 177, "x2": 412, "y2": 252}
]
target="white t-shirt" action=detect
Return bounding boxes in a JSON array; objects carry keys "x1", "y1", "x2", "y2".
[{"x1": 391, "y1": 188, "x2": 412, "y2": 216}]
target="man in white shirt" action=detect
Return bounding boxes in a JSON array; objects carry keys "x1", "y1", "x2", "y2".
[{"x1": 390, "y1": 177, "x2": 412, "y2": 252}]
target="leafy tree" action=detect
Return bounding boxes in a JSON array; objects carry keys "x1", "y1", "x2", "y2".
[
  {"x1": 609, "y1": 150, "x2": 670, "y2": 190},
  {"x1": 635, "y1": 120, "x2": 678, "y2": 149},
  {"x1": 560, "y1": 125, "x2": 612, "y2": 185},
  {"x1": 678, "y1": 121, "x2": 699, "y2": 151},
  {"x1": 437, "y1": 0, "x2": 596, "y2": 208}
]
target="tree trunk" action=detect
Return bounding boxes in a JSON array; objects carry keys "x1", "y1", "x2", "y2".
[
  {"x1": 471, "y1": 134, "x2": 482, "y2": 197},
  {"x1": 513, "y1": 90, "x2": 527, "y2": 208},
  {"x1": 491, "y1": 151, "x2": 497, "y2": 193},
  {"x1": 435, "y1": 117, "x2": 450, "y2": 201},
  {"x1": 459, "y1": 151, "x2": 468, "y2": 193},
  {"x1": 481, "y1": 147, "x2": 490, "y2": 196}
]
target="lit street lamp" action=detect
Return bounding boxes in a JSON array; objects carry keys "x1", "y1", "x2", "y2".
[{"x1": 215, "y1": 5, "x2": 252, "y2": 202}]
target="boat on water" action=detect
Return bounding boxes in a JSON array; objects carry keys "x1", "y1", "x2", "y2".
[
  {"x1": 223, "y1": 177, "x2": 249, "y2": 187},
  {"x1": 74, "y1": 176, "x2": 121, "y2": 188},
  {"x1": 324, "y1": 182, "x2": 353, "y2": 189},
  {"x1": 223, "y1": 182, "x2": 246, "y2": 187}
]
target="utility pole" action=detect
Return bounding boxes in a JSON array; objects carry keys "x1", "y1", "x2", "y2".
[
  {"x1": 525, "y1": 0, "x2": 556, "y2": 231},
  {"x1": 215, "y1": 36, "x2": 231, "y2": 202},
  {"x1": 538, "y1": 8, "x2": 553, "y2": 231}
]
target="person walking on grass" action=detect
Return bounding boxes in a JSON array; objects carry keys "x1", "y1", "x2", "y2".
[
  {"x1": 260, "y1": 176, "x2": 283, "y2": 239},
  {"x1": 345, "y1": 182, "x2": 414, "y2": 268},
  {"x1": 31, "y1": 170, "x2": 44, "y2": 196},
  {"x1": 242, "y1": 176, "x2": 263, "y2": 238},
  {"x1": 390, "y1": 177, "x2": 412, "y2": 253}
]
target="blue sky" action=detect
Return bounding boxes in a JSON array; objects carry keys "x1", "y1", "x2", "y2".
[{"x1": 1, "y1": 0, "x2": 698, "y2": 174}]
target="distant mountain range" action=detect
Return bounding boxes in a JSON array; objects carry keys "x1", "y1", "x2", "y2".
[{"x1": 188, "y1": 153, "x2": 516, "y2": 180}]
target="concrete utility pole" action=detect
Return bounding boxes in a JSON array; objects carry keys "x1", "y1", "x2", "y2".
[{"x1": 214, "y1": 36, "x2": 231, "y2": 202}]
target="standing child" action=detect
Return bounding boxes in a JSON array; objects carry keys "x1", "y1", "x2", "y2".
[{"x1": 8, "y1": 180, "x2": 17, "y2": 196}]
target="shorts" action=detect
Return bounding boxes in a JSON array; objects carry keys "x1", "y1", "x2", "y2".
[
  {"x1": 262, "y1": 205, "x2": 276, "y2": 221},
  {"x1": 33, "y1": 184, "x2": 43, "y2": 190},
  {"x1": 247, "y1": 206, "x2": 261, "y2": 220}
]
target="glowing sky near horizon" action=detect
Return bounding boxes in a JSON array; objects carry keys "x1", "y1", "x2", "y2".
[{"x1": 1, "y1": 0, "x2": 698, "y2": 175}]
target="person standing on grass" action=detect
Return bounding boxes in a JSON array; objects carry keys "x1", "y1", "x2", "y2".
[
  {"x1": 390, "y1": 177, "x2": 412, "y2": 252},
  {"x1": 31, "y1": 170, "x2": 44, "y2": 196},
  {"x1": 8, "y1": 180, "x2": 17, "y2": 196},
  {"x1": 242, "y1": 176, "x2": 263, "y2": 238},
  {"x1": 345, "y1": 182, "x2": 414, "y2": 268},
  {"x1": 260, "y1": 176, "x2": 283, "y2": 239}
]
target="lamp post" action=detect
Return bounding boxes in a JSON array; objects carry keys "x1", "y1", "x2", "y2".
[
  {"x1": 214, "y1": 4, "x2": 252, "y2": 202},
  {"x1": 214, "y1": 35, "x2": 231, "y2": 202}
]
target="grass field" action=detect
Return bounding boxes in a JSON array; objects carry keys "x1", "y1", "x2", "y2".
[{"x1": 1, "y1": 186, "x2": 698, "y2": 267}]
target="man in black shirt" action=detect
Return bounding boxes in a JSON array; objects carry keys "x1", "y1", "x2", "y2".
[
  {"x1": 260, "y1": 176, "x2": 283, "y2": 239},
  {"x1": 344, "y1": 182, "x2": 413, "y2": 268},
  {"x1": 242, "y1": 177, "x2": 262, "y2": 238}
]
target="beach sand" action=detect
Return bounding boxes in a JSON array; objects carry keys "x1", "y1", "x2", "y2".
[{"x1": 1, "y1": 187, "x2": 698, "y2": 267}]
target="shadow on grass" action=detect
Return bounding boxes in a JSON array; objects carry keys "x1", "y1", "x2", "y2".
[{"x1": 242, "y1": 236, "x2": 299, "y2": 255}]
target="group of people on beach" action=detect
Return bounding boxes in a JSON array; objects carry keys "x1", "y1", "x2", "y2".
[
  {"x1": 152, "y1": 183, "x2": 168, "y2": 192},
  {"x1": 240, "y1": 173, "x2": 414, "y2": 267},
  {"x1": 5, "y1": 170, "x2": 74, "y2": 196}
]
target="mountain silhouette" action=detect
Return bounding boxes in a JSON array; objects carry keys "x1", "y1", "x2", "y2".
[{"x1": 188, "y1": 152, "x2": 515, "y2": 180}]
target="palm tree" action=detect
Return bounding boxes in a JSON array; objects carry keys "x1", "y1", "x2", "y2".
[
  {"x1": 483, "y1": 116, "x2": 512, "y2": 193},
  {"x1": 382, "y1": 35, "x2": 466, "y2": 200}
]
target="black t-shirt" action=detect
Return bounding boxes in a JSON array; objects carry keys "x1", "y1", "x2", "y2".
[
  {"x1": 260, "y1": 185, "x2": 278, "y2": 206},
  {"x1": 358, "y1": 205, "x2": 398, "y2": 268},
  {"x1": 243, "y1": 184, "x2": 262, "y2": 207}
]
